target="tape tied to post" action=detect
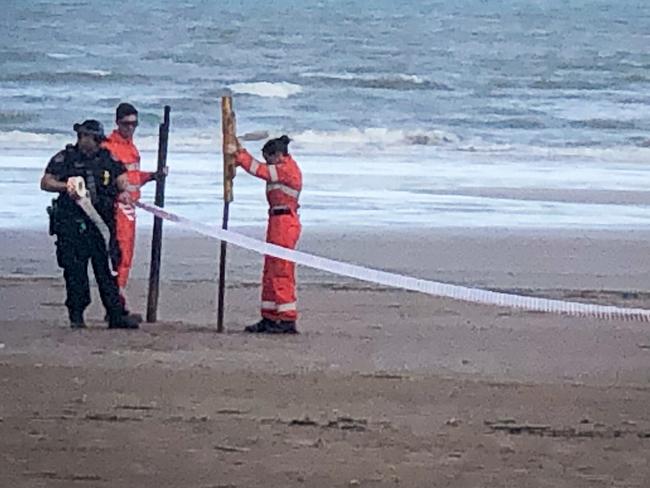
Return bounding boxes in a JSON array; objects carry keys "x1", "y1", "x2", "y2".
[{"x1": 136, "y1": 201, "x2": 650, "y2": 322}]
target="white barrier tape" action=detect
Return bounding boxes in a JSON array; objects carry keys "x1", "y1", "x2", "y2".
[
  {"x1": 69, "y1": 177, "x2": 117, "y2": 275},
  {"x1": 137, "y1": 201, "x2": 650, "y2": 322}
]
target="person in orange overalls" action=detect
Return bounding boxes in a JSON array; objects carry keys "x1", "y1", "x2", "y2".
[
  {"x1": 102, "y1": 103, "x2": 160, "y2": 312},
  {"x1": 232, "y1": 135, "x2": 302, "y2": 334}
]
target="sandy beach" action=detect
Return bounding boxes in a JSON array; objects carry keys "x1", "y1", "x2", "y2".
[
  {"x1": 5, "y1": 1, "x2": 650, "y2": 485},
  {"x1": 1, "y1": 226, "x2": 650, "y2": 487}
]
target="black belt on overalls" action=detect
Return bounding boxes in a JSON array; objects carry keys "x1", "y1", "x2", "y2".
[{"x1": 269, "y1": 206, "x2": 292, "y2": 216}]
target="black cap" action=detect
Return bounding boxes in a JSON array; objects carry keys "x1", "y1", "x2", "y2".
[{"x1": 73, "y1": 119, "x2": 106, "y2": 140}]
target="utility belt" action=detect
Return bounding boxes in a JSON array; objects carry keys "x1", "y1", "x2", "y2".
[
  {"x1": 47, "y1": 194, "x2": 110, "y2": 237},
  {"x1": 269, "y1": 206, "x2": 295, "y2": 216},
  {"x1": 47, "y1": 198, "x2": 89, "y2": 236}
]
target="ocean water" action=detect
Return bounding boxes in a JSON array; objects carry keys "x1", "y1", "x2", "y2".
[{"x1": 1, "y1": 0, "x2": 650, "y2": 230}]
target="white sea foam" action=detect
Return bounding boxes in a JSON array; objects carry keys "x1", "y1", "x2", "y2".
[
  {"x1": 293, "y1": 127, "x2": 460, "y2": 149},
  {"x1": 79, "y1": 69, "x2": 112, "y2": 77},
  {"x1": 0, "y1": 130, "x2": 64, "y2": 147},
  {"x1": 229, "y1": 81, "x2": 303, "y2": 98},
  {"x1": 46, "y1": 53, "x2": 75, "y2": 60},
  {"x1": 301, "y1": 71, "x2": 426, "y2": 84},
  {"x1": 2, "y1": 128, "x2": 649, "y2": 167}
]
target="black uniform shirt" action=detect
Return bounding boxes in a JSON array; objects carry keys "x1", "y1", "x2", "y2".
[{"x1": 46, "y1": 145, "x2": 125, "y2": 226}]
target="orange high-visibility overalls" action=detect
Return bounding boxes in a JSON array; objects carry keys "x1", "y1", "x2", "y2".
[
  {"x1": 102, "y1": 131, "x2": 152, "y2": 294},
  {"x1": 235, "y1": 149, "x2": 302, "y2": 322}
]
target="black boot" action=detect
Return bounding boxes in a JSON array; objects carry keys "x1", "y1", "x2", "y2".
[
  {"x1": 108, "y1": 312, "x2": 140, "y2": 329},
  {"x1": 128, "y1": 312, "x2": 144, "y2": 323},
  {"x1": 68, "y1": 309, "x2": 86, "y2": 329},
  {"x1": 272, "y1": 320, "x2": 299, "y2": 334},
  {"x1": 118, "y1": 292, "x2": 143, "y2": 323},
  {"x1": 244, "y1": 318, "x2": 272, "y2": 333},
  {"x1": 245, "y1": 318, "x2": 298, "y2": 334},
  {"x1": 104, "y1": 309, "x2": 143, "y2": 324}
]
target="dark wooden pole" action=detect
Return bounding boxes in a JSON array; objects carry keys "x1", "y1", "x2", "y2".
[
  {"x1": 146, "y1": 105, "x2": 170, "y2": 323},
  {"x1": 217, "y1": 97, "x2": 236, "y2": 332}
]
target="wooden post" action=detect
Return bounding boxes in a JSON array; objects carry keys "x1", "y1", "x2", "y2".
[
  {"x1": 217, "y1": 96, "x2": 236, "y2": 332},
  {"x1": 146, "y1": 105, "x2": 171, "y2": 323}
]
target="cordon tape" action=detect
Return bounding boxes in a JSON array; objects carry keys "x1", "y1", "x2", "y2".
[
  {"x1": 136, "y1": 201, "x2": 650, "y2": 322},
  {"x1": 69, "y1": 176, "x2": 116, "y2": 275}
]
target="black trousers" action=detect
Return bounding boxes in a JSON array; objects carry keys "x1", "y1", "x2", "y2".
[{"x1": 55, "y1": 224, "x2": 123, "y2": 318}]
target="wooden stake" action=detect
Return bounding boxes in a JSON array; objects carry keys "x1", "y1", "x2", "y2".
[
  {"x1": 217, "y1": 97, "x2": 236, "y2": 332},
  {"x1": 146, "y1": 105, "x2": 170, "y2": 323}
]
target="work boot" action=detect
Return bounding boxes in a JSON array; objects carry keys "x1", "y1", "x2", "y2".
[
  {"x1": 108, "y1": 312, "x2": 140, "y2": 330},
  {"x1": 68, "y1": 309, "x2": 86, "y2": 329},
  {"x1": 104, "y1": 309, "x2": 143, "y2": 324},
  {"x1": 270, "y1": 320, "x2": 299, "y2": 334},
  {"x1": 244, "y1": 318, "x2": 274, "y2": 333},
  {"x1": 244, "y1": 318, "x2": 298, "y2": 334}
]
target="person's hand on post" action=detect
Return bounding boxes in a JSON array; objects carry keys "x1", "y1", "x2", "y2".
[
  {"x1": 225, "y1": 137, "x2": 243, "y2": 157},
  {"x1": 151, "y1": 166, "x2": 169, "y2": 182}
]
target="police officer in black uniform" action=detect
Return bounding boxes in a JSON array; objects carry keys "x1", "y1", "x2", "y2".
[{"x1": 40, "y1": 120, "x2": 141, "y2": 329}]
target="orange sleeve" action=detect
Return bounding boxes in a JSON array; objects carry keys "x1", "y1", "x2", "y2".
[
  {"x1": 235, "y1": 149, "x2": 273, "y2": 181},
  {"x1": 137, "y1": 171, "x2": 154, "y2": 186}
]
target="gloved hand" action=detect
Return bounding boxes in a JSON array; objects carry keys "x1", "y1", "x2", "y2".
[{"x1": 149, "y1": 166, "x2": 169, "y2": 182}]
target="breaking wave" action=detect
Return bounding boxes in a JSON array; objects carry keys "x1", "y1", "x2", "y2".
[
  {"x1": 229, "y1": 81, "x2": 303, "y2": 98},
  {"x1": 3, "y1": 127, "x2": 649, "y2": 166},
  {"x1": 46, "y1": 52, "x2": 78, "y2": 60},
  {"x1": 0, "y1": 130, "x2": 65, "y2": 148},
  {"x1": 292, "y1": 127, "x2": 460, "y2": 148}
]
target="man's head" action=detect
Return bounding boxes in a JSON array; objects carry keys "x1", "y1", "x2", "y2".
[
  {"x1": 115, "y1": 102, "x2": 138, "y2": 140},
  {"x1": 262, "y1": 135, "x2": 291, "y2": 164},
  {"x1": 73, "y1": 119, "x2": 105, "y2": 156}
]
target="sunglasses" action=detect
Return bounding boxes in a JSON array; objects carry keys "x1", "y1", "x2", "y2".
[{"x1": 118, "y1": 120, "x2": 138, "y2": 128}]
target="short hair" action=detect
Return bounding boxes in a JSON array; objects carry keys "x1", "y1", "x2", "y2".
[{"x1": 116, "y1": 102, "x2": 138, "y2": 121}]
